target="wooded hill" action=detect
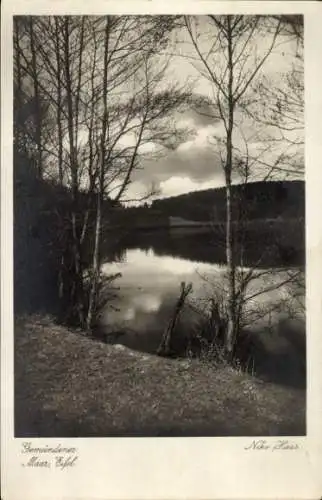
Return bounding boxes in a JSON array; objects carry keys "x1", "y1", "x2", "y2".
[{"x1": 151, "y1": 180, "x2": 305, "y2": 222}]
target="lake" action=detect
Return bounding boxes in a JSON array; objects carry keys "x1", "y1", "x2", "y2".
[{"x1": 98, "y1": 230, "x2": 304, "y2": 357}]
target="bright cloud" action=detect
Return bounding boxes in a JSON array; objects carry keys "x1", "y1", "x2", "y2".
[{"x1": 159, "y1": 176, "x2": 221, "y2": 197}]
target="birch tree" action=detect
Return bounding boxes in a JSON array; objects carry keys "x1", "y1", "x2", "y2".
[
  {"x1": 83, "y1": 17, "x2": 189, "y2": 329},
  {"x1": 183, "y1": 15, "x2": 281, "y2": 357},
  {"x1": 14, "y1": 15, "x2": 189, "y2": 329}
]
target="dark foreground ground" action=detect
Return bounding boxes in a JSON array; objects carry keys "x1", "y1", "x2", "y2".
[{"x1": 15, "y1": 315, "x2": 305, "y2": 437}]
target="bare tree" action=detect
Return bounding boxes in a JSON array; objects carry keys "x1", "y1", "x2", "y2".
[
  {"x1": 245, "y1": 15, "x2": 304, "y2": 177},
  {"x1": 183, "y1": 15, "x2": 282, "y2": 357},
  {"x1": 14, "y1": 15, "x2": 190, "y2": 330},
  {"x1": 84, "y1": 17, "x2": 190, "y2": 329},
  {"x1": 13, "y1": 17, "x2": 49, "y2": 162}
]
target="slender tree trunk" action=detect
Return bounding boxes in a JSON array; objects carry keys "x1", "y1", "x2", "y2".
[
  {"x1": 86, "y1": 185, "x2": 102, "y2": 330},
  {"x1": 54, "y1": 18, "x2": 64, "y2": 185},
  {"x1": 14, "y1": 18, "x2": 24, "y2": 153},
  {"x1": 29, "y1": 17, "x2": 43, "y2": 178},
  {"x1": 63, "y1": 16, "x2": 85, "y2": 327},
  {"x1": 54, "y1": 18, "x2": 66, "y2": 301},
  {"x1": 74, "y1": 17, "x2": 85, "y2": 149},
  {"x1": 225, "y1": 171, "x2": 236, "y2": 355},
  {"x1": 225, "y1": 16, "x2": 237, "y2": 356},
  {"x1": 86, "y1": 18, "x2": 110, "y2": 330},
  {"x1": 80, "y1": 29, "x2": 98, "y2": 247}
]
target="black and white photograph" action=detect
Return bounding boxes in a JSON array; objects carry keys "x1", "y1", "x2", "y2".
[{"x1": 12, "y1": 13, "x2": 307, "y2": 439}]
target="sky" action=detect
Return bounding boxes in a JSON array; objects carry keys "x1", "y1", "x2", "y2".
[
  {"x1": 26, "y1": 15, "x2": 303, "y2": 203},
  {"x1": 121, "y1": 16, "x2": 304, "y2": 204}
]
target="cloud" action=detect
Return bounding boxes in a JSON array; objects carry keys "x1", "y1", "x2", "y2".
[
  {"x1": 159, "y1": 175, "x2": 222, "y2": 197},
  {"x1": 135, "y1": 145, "x2": 222, "y2": 186},
  {"x1": 134, "y1": 111, "x2": 225, "y2": 188},
  {"x1": 125, "y1": 106, "x2": 225, "y2": 201}
]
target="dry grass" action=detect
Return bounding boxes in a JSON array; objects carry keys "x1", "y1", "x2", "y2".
[{"x1": 15, "y1": 314, "x2": 305, "y2": 437}]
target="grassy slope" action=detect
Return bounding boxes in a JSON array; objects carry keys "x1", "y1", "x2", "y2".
[{"x1": 15, "y1": 315, "x2": 305, "y2": 437}]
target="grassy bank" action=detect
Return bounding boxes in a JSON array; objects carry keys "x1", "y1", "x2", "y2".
[{"x1": 15, "y1": 315, "x2": 305, "y2": 437}]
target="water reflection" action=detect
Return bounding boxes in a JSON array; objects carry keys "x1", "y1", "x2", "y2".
[
  {"x1": 99, "y1": 241, "x2": 297, "y2": 354},
  {"x1": 100, "y1": 248, "x2": 226, "y2": 333},
  {"x1": 107, "y1": 226, "x2": 304, "y2": 269}
]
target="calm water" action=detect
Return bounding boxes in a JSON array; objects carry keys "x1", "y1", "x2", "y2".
[{"x1": 99, "y1": 232, "x2": 301, "y2": 354}]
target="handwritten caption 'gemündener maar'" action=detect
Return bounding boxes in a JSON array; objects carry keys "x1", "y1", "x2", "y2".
[{"x1": 21, "y1": 442, "x2": 78, "y2": 470}]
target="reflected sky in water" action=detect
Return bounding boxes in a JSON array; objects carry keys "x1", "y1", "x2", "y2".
[
  {"x1": 101, "y1": 248, "x2": 226, "y2": 331},
  {"x1": 99, "y1": 246, "x2": 294, "y2": 353}
]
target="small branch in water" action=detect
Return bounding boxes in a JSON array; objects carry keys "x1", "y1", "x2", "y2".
[{"x1": 157, "y1": 281, "x2": 193, "y2": 357}]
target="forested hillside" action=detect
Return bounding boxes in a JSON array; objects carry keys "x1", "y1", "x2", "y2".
[{"x1": 151, "y1": 180, "x2": 305, "y2": 222}]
